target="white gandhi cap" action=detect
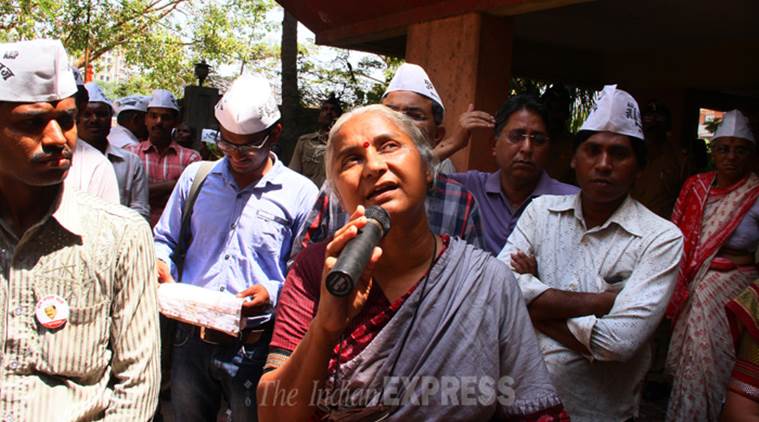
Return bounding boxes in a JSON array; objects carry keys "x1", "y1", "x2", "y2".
[
  {"x1": 84, "y1": 82, "x2": 112, "y2": 109},
  {"x1": 114, "y1": 95, "x2": 149, "y2": 115},
  {"x1": 580, "y1": 84, "x2": 644, "y2": 141},
  {"x1": 214, "y1": 74, "x2": 280, "y2": 135},
  {"x1": 0, "y1": 39, "x2": 78, "y2": 102},
  {"x1": 147, "y1": 89, "x2": 180, "y2": 112},
  {"x1": 383, "y1": 63, "x2": 445, "y2": 113},
  {"x1": 713, "y1": 109, "x2": 755, "y2": 144}
]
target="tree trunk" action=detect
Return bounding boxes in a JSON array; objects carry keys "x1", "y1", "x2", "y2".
[{"x1": 279, "y1": 10, "x2": 299, "y2": 164}]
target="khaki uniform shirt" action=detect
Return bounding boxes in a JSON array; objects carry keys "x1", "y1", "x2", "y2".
[
  {"x1": 289, "y1": 131, "x2": 328, "y2": 188},
  {"x1": 0, "y1": 186, "x2": 160, "y2": 421}
]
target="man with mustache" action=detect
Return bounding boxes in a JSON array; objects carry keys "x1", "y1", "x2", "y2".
[
  {"x1": 449, "y1": 94, "x2": 578, "y2": 255},
  {"x1": 0, "y1": 39, "x2": 159, "y2": 421},
  {"x1": 77, "y1": 82, "x2": 150, "y2": 220},
  {"x1": 64, "y1": 68, "x2": 120, "y2": 204},
  {"x1": 153, "y1": 74, "x2": 317, "y2": 421},
  {"x1": 498, "y1": 85, "x2": 683, "y2": 421},
  {"x1": 125, "y1": 89, "x2": 201, "y2": 226}
]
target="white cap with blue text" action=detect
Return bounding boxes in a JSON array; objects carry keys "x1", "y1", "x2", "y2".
[
  {"x1": 114, "y1": 95, "x2": 149, "y2": 115},
  {"x1": 201, "y1": 128, "x2": 220, "y2": 144},
  {"x1": 147, "y1": 89, "x2": 180, "y2": 111},
  {"x1": 383, "y1": 63, "x2": 445, "y2": 113},
  {"x1": 0, "y1": 39, "x2": 78, "y2": 102},
  {"x1": 84, "y1": 82, "x2": 112, "y2": 109},
  {"x1": 580, "y1": 84, "x2": 644, "y2": 141},
  {"x1": 214, "y1": 74, "x2": 280, "y2": 135},
  {"x1": 713, "y1": 109, "x2": 755, "y2": 144}
]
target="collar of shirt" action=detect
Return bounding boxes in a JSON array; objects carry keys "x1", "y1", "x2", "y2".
[
  {"x1": 0, "y1": 184, "x2": 83, "y2": 242},
  {"x1": 485, "y1": 169, "x2": 557, "y2": 215},
  {"x1": 110, "y1": 125, "x2": 139, "y2": 142},
  {"x1": 214, "y1": 153, "x2": 285, "y2": 191},
  {"x1": 547, "y1": 193, "x2": 644, "y2": 237},
  {"x1": 51, "y1": 183, "x2": 83, "y2": 236},
  {"x1": 140, "y1": 139, "x2": 180, "y2": 156},
  {"x1": 485, "y1": 169, "x2": 556, "y2": 196},
  {"x1": 105, "y1": 143, "x2": 127, "y2": 163}
]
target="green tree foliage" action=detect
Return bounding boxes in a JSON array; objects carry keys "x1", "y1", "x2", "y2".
[
  {"x1": 0, "y1": 0, "x2": 277, "y2": 96},
  {"x1": 0, "y1": 1, "x2": 188, "y2": 66},
  {"x1": 704, "y1": 117, "x2": 722, "y2": 136},
  {"x1": 509, "y1": 77, "x2": 596, "y2": 133},
  {"x1": 296, "y1": 43, "x2": 402, "y2": 109}
]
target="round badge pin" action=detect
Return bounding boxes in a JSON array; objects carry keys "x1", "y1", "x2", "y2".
[{"x1": 35, "y1": 295, "x2": 70, "y2": 330}]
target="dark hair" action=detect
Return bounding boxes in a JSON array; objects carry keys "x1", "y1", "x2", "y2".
[
  {"x1": 494, "y1": 94, "x2": 549, "y2": 137},
  {"x1": 323, "y1": 93, "x2": 344, "y2": 116},
  {"x1": 174, "y1": 122, "x2": 195, "y2": 136},
  {"x1": 642, "y1": 100, "x2": 672, "y2": 131},
  {"x1": 431, "y1": 101, "x2": 444, "y2": 126},
  {"x1": 541, "y1": 84, "x2": 572, "y2": 109},
  {"x1": 74, "y1": 85, "x2": 89, "y2": 111},
  {"x1": 573, "y1": 130, "x2": 648, "y2": 168}
]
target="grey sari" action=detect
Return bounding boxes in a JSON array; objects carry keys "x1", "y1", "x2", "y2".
[{"x1": 316, "y1": 238, "x2": 562, "y2": 421}]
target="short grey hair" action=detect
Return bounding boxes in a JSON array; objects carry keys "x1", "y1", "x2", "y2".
[{"x1": 324, "y1": 104, "x2": 438, "y2": 188}]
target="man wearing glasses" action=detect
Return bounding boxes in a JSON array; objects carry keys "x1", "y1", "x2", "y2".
[
  {"x1": 449, "y1": 95, "x2": 578, "y2": 255},
  {"x1": 153, "y1": 74, "x2": 318, "y2": 421}
]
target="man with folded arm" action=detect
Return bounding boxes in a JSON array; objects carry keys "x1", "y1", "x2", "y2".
[{"x1": 498, "y1": 85, "x2": 684, "y2": 421}]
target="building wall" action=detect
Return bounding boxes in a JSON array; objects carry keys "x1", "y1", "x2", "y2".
[{"x1": 94, "y1": 50, "x2": 131, "y2": 84}]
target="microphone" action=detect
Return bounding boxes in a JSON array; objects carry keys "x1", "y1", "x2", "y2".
[{"x1": 326, "y1": 206, "x2": 391, "y2": 297}]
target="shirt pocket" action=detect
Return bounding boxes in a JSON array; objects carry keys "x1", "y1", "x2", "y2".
[
  {"x1": 598, "y1": 258, "x2": 636, "y2": 293},
  {"x1": 251, "y1": 209, "x2": 291, "y2": 255},
  {"x1": 35, "y1": 298, "x2": 110, "y2": 379}
]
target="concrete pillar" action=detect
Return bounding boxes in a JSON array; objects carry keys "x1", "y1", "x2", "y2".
[{"x1": 406, "y1": 13, "x2": 513, "y2": 171}]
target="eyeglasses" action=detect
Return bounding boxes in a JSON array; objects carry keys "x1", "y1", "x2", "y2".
[
  {"x1": 505, "y1": 129, "x2": 549, "y2": 146},
  {"x1": 215, "y1": 132, "x2": 270, "y2": 155}
]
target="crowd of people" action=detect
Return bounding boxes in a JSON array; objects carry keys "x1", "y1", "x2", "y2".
[{"x1": 1, "y1": 37, "x2": 758, "y2": 422}]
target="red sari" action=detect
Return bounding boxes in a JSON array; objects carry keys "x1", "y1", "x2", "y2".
[
  {"x1": 666, "y1": 172, "x2": 759, "y2": 421},
  {"x1": 667, "y1": 172, "x2": 759, "y2": 321}
]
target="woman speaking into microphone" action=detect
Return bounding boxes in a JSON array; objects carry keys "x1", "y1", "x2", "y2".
[{"x1": 257, "y1": 105, "x2": 566, "y2": 421}]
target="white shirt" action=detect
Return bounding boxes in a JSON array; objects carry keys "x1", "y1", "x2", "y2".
[
  {"x1": 107, "y1": 125, "x2": 140, "y2": 148},
  {"x1": 65, "y1": 139, "x2": 120, "y2": 204},
  {"x1": 497, "y1": 194, "x2": 683, "y2": 422},
  {"x1": 105, "y1": 144, "x2": 150, "y2": 220}
]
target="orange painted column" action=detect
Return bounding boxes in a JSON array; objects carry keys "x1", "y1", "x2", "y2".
[{"x1": 406, "y1": 13, "x2": 513, "y2": 172}]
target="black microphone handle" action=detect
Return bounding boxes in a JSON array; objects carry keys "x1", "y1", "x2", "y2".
[{"x1": 326, "y1": 219, "x2": 384, "y2": 297}]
